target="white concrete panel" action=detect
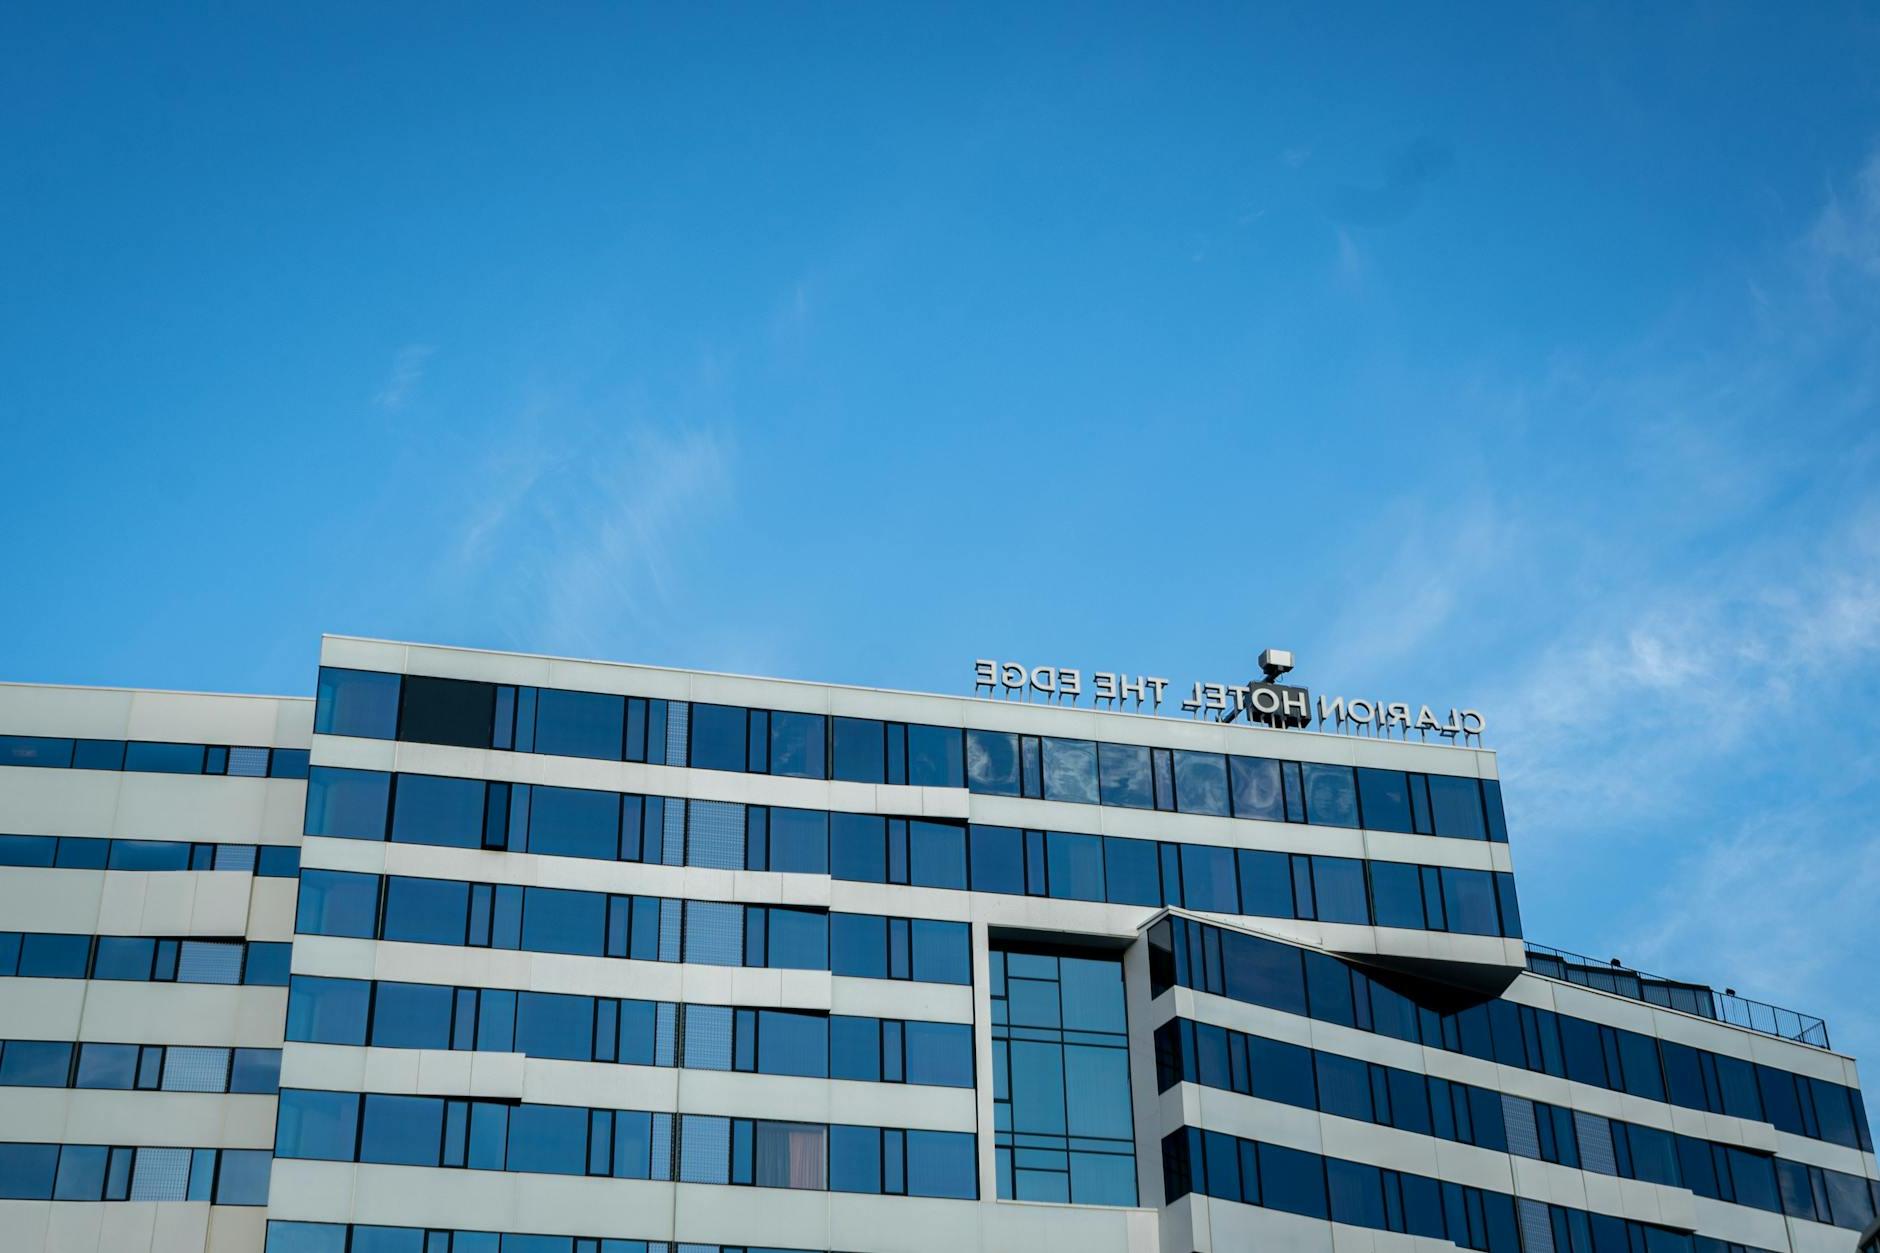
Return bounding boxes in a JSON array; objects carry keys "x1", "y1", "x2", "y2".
[
  {"x1": 0, "y1": 866, "x2": 106, "y2": 931},
  {"x1": 205, "y1": 1206, "x2": 268, "y2": 1253},
  {"x1": 0, "y1": 768, "x2": 124, "y2": 836},
  {"x1": 42, "y1": 1201, "x2": 106, "y2": 1253},
  {"x1": 75, "y1": 983, "x2": 287, "y2": 1048}
]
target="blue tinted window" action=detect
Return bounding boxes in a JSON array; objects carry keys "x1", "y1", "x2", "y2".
[
  {"x1": 1247, "y1": 1036, "x2": 1316, "y2": 1108},
  {"x1": 1228, "y1": 756, "x2": 1283, "y2": 821},
  {"x1": 54, "y1": 837, "x2": 108, "y2": 869},
  {"x1": 0, "y1": 835, "x2": 56, "y2": 867},
  {"x1": 1259, "y1": 1142, "x2": 1327, "y2": 1218},
  {"x1": 906, "y1": 1130, "x2": 976, "y2": 1198},
  {"x1": 1328, "y1": 1157, "x2": 1385, "y2": 1228},
  {"x1": 831, "y1": 814, "x2": 886, "y2": 882},
  {"x1": 1482, "y1": 780, "x2": 1509, "y2": 842},
  {"x1": 1103, "y1": 837, "x2": 1161, "y2": 906},
  {"x1": 1236, "y1": 850, "x2": 1292, "y2": 918},
  {"x1": 1040, "y1": 738, "x2": 1098, "y2": 804},
  {"x1": 763, "y1": 808, "x2": 826, "y2": 874},
  {"x1": 285, "y1": 970, "x2": 370, "y2": 1038},
  {"x1": 19, "y1": 933, "x2": 91, "y2": 977},
  {"x1": 371, "y1": 982, "x2": 453, "y2": 1049},
  {"x1": 1369, "y1": 861, "x2": 1424, "y2": 929},
  {"x1": 829, "y1": 1125, "x2": 881, "y2": 1193},
  {"x1": 230, "y1": 1048, "x2": 282, "y2": 1094},
  {"x1": 506, "y1": 1104, "x2": 588, "y2": 1175},
  {"x1": 397, "y1": 676, "x2": 495, "y2": 749},
  {"x1": 1172, "y1": 751, "x2": 1229, "y2": 816},
  {"x1": 1046, "y1": 832, "x2": 1105, "y2": 901},
  {"x1": 72, "y1": 739, "x2": 124, "y2": 769},
  {"x1": 831, "y1": 1017, "x2": 880, "y2": 1081},
  {"x1": 909, "y1": 821, "x2": 966, "y2": 890},
  {"x1": 757, "y1": 1010, "x2": 828, "y2": 1078},
  {"x1": 833, "y1": 718, "x2": 885, "y2": 783},
  {"x1": 109, "y1": 839, "x2": 192, "y2": 870},
  {"x1": 361, "y1": 1094, "x2": 443, "y2": 1166},
  {"x1": 276, "y1": 1089, "x2": 361, "y2": 1161},
  {"x1": 1312, "y1": 857, "x2": 1369, "y2": 924},
  {"x1": 266, "y1": 1222, "x2": 349, "y2": 1253},
  {"x1": 1315, "y1": 1052, "x2": 1372, "y2": 1121},
  {"x1": 124, "y1": 741, "x2": 205, "y2": 773},
  {"x1": 269, "y1": 748, "x2": 311, "y2": 779},
  {"x1": 305, "y1": 767, "x2": 391, "y2": 840},
  {"x1": 1302, "y1": 764, "x2": 1359, "y2": 827},
  {"x1": 908, "y1": 724, "x2": 964, "y2": 788},
  {"x1": 534, "y1": 689, "x2": 624, "y2": 761},
  {"x1": 529, "y1": 786, "x2": 619, "y2": 860},
  {"x1": 391, "y1": 774, "x2": 486, "y2": 849},
  {"x1": 965, "y1": 730, "x2": 1019, "y2": 795},
  {"x1": 1440, "y1": 868, "x2": 1500, "y2": 936},
  {"x1": 91, "y1": 936, "x2": 154, "y2": 979},
  {"x1": 1097, "y1": 742, "x2": 1151, "y2": 808},
  {"x1": 0, "y1": 1143, "x2": 59, "y2": 1198},
  {"x1": 1494, "y1": 874, "x2": 1522, "y2": 938},
  {"x1": 522, "y1": 887, "x2": 605, "y2": 956},
  {"x1": 1617, "y1": 1032, "x2": 1666, "y2": 1102},
  {"x1": 905, "y1": 1021, "x2": 972, "y2": 1087},
  {"x1": 765, "y1": 907, "x2": 828, "y2": 970},
  {"x1": 0, "y1": 736, "x2": 74, "y2": 768},
  {"x1": 830, "y1": 914, "x2": 886, "y2": 979},
  {"x1": 381, "y1": 875, "x2": 468, "y2": 945},
  {"x1": 769, "y1": 712, "x2": 825, "y2": 779},
  {"x1": 75, "y1": 1043, "x2": 138, "y2": 1088},
  {"x1": 51, "y1": 1144, "x2": 108, "y2": 1199},
  {"x1": 1428, "y1": 776, "x2": 1487, "y2": 839},
  {"x1": 1355, "y1": 769, "x2": 1414, "y2": 832},
  {"x1": 689, "y1": 704, "x2": 748, "y2": 772},
  {"x1": 0, "y1": 1041, "x2": 71, "y2": 1086},
  {"x1": 912, "y1": 920, "x2": 970, "y2": 985},
  {"x1": 1220, "y1": 931, "x2": 1306, "y2": 1015},
  {"x1": 515, "y1": 992, "x2": 595, "y2": 1062},
  {"x1": 297, "y1": 870, "x2": 380, "y2": 938},
  {"x1": 315, "y1": 668, "x2": 402, "y2": 739},
  {"x1": 1179, "y1": 843, "x2": 1237, "y2": 914},
  {"x1": 258, "y1": 846, "x2": 301, "y2": 877},
  {"x1": 969, "y1": 825, "x2": 1024, "y2": 894},
  {"x1": 245, "y1": 941, "x2": 291, "y2": 986}
]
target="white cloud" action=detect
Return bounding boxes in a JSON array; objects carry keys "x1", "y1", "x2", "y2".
[{"x1": 374, "y1": 344, "x2": 435, "y2": 412}]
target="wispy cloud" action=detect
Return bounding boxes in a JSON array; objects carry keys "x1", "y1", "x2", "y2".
[{"x1": 374, "y1": 343, "x2": 435, "y2": 412}]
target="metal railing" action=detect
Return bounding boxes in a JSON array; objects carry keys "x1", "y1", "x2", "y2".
[{"x1": 1524, "y1": 943, "x2": 1830, "y2": 1049}]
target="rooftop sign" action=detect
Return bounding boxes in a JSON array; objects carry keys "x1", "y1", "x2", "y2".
[{"x1": 971, "y1": 659, "x2": 1486, "y2": 744}]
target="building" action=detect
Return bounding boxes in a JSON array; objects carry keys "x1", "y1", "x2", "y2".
[{"x1": 0, "y1": 635, "x2": 1874, "y2": 1253}]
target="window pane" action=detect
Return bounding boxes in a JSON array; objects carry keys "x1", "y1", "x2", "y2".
[
  {"x1": 52, "y1": 1144, "x2": 107, "y2": 1200},
  {"x1": 769, "y1": 712, "x2": 826, "y2": 779},
  {"x1": 905, "y1": 1021, "x2": 973, "y2": 1087},
  {"x1": 689, "y1": 704, "x2": 748, "y2": 772},
  {"x1": 830, "y1": 1016, "x2": 881, "y2": 1082},
  {"x1": 1040, "y1": 738, "x2": 1098, "y2": 804},
  {"x1": 1097, "y1": 743, "x2": 1152, "y2": 808},
  {"x1": 515, "y1": 992, "x2": 595, "y2": 1061},
  {"x1": 534, "y1": 689, "x2": 625, "y2": 761},
  {"x1": 75, "y1": 1042, "x2": 139, "y2": 1088},
  {"x1": 912, "y1": 920, "x2": 970, "y2": 985},
  {"x1": 831, "y1": 914, "x2": 886, "y2": 979},
  {"x1": 1370, "y1": 861, "x2": 1424, "y2": 929},
  {"x1": 756, "y1": 1010, "x2": 828, "y2": 1078},
  {"x1": 230, "y1": 1048, "x2": 282, "y2": 1094},
  {"x1": 215, "y1": 1149, "x2": 272, "y2": 1204},
  {"x1": 305, "y1": 767, "x2": 391, "y2": 841},
  {"x1": 1259, "y1": 1142, "x2": 1327, "y2": 1218},
  {"x1": 360, "y1": 1094, "x2": 444, "y2": 1166},
  {"x1": 768, "y1": 807, "x2": 829, "y2": 874},
  {"x1": 371, "y1": 982, "x2": 454, "y2": 1049},
  {"x1": 395, "y1": 675, "x2": 495, "y2": 749},
  {"x1": 833, "y1": 718, "x2": 886, "y2": 783},
  {"x1": 1428, "y1": 775, "x2": 1487, "y2": 839},
  {"x1": 1221, "y1": 932, "x2": 1306, "y2": 1014},
  {"x1": 381, "y1": 875, "x2": 468, "y2": 946},
  {"x1": 124, "y1": 741, "x2": 206, "y2": 774},
  {"x1": 1104, "y1": 837, "x2": 1162, "y2": 906},
  {"x1": 1236, "y1": 850, "x2": 1292, "y2": 918},
  {"x1": 390, "y1": 774, "x2": 486, "y2": 849},
  {"x1": 298, "y1": 869, "x2": 380, "y2": 938},
  {"x1": 969, "y1": 826, "x2": 1024, "y2": 895},
  {"x1": 1046, "y1": 832, "x2": 1105, "y2": 901},
  {"x1": 107, "y1": 840, "x2": 191, "y2": 870},
  {"x1": 909, "y1": 822, "x2": 967, "y2": 890},
  {"x1": 506, "y1": 1104, "x2": 589, "y2": 1175},
  {"x1": 1312, "y1": 857, "x2": 1369, "y2": 924},
  {"x1": 1302, "y1": 764, "x2": 1358, "y2": 828},
  {"x1": 1228, "y1": 756, "x2": 1283, "y2": 821},
  {"x1": 1441, "y1": 868, "x2": 1500, "y2": 935},
  {"x1": 0, "y1": 835, "x2": 57, "y2": 867},
  {"x1": 906, "y1": 1130, "x2": 976, "y2": 1199},
  {"x1": 1173, "y1": 752, "x2": 1230, "y2": 816},
  {"x1": 754, "y1": 1121, "x2": 826, "y2": 1190},
  {"x1": 0, "y1": 1143, "x2": 59, "y2": 1199},
  {"x1": 19, "y1": 933, "x2": 91, "y2": 977},
  {"x1": 766, "y1": 907, "x2": 828, "y2": 970},
  {"x1": 908, "y1": 725, "x2": 964, "y2": 788},
  {"x1": 1179, "y1": 844, "x2": 1237, "y2": 914},
  {"x1": 529, "y1": 786, "x2": 620, "y2": 861},
  {"x1": 829, "y1": 1125, "x2": 881, "y2": 1193},
  {"x1": 286, "y1": 976, "x2": 371, "y2": 1045},
  {"x1": 275, "y1": 1089, "x2": 360, "y2": 1161},
  {"x1": 0, "y1": 736, "x2": 74, "y2": 768},
  {"x1": 831, "y1": 814, "x2": 886, "y2": 883},
  {"x1": 522, "y1": 887, "x2": 605, "y2": 956},
  {"x1": 0, "y1": 1041, "x2": 71, "y2": 1086},
  {"x1": 965, "y1": 730, "x2": 1019, "y2": 795},
  {"x1": 1355, "y1": 768, "x2": 1414, "y2": 833}
]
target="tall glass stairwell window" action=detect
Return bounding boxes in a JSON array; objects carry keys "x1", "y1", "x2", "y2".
[{"x1": 991, "y1": 946, "x2": 1136, "y2": 1206}]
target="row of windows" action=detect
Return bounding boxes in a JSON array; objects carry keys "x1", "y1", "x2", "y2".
[
  {"x1": 0, "y1": 833, "x2": 299, "y2": 876},
  {"x1": 0, "y1": 1040, "x2": 280, "y2": 1093},
  {"x1": 1148, "y1": 917, "x2": 1873, "y2": 1151},
  {"x1": 1161, "y1": 1126, "x2": 1780, "y2": 1253},
  {"x1": 0, "y1": 933, "x2": 291, "y2": 986},
  {"x1": 1154, "y1": 1018, "x2": 1880, "y2": 1231},
  {"x1": 297, "y1": 870, "x2": 973, "y2": 984},
  {"x1": 314, "y1": 667, "x2": 1503, "y2": 837},
  {"x1": 268, "y1": 1224, "x2": 812, "y2": 1253},
  {"x1": 0, "y1": 734, "x2": 309, "y2": 779},
  {"x1": 286, "y1": 975, "x2": 973, "y2": 1087},
  {"x1": 275, "y1": 1089, "x2": 978, "y2": 1199},
  {"x1": 306, "y1": 767, "x2": 1520, "y2": 939},
  {"x1": 0, "y1": 1142, "x2": 270, "y2": 1204}
]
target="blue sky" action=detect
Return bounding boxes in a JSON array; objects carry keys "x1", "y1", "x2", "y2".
[{"x1": 6, "y1": 5, "x2": 1880, "y2": 1061}]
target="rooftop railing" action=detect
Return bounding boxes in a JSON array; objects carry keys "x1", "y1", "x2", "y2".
[{"x1": 1524, "y1": 943, "x2": 1830, "y2": 1050}]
